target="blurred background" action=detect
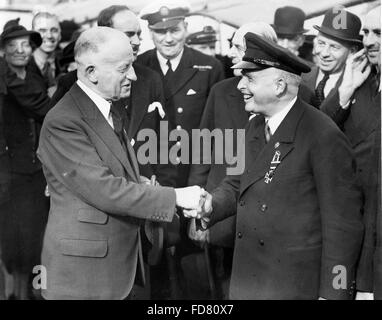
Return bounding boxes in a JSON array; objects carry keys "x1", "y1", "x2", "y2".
[{"x1": 0, "y1": 0, "x2": 379, "y2": 57}]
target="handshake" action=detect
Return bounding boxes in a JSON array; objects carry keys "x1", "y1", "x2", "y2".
[{"x1": 175, "y1": 186, "x2": 213, "y2": 222}]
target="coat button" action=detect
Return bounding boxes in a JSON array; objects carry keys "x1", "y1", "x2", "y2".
[
  {"x1": 176, "y1": 125, "x2": 182, "y2": 130},
  {"x1": 239, "y1": 200, "x2": 245, "y2": 206},
  {"x1": 176, "y1": 141, "x2": 181, "y2": 147},
  {"x1": 259, "y1": 240, "x2": 265, "y2": 246},
  {"x1": 177, "y1": 107, "x2": 183, "y2": 113},
  {"x1": 175, "y1": 157, "x2": 180, "y2": 164},
  {"x1": 260, "y1": 204, "x2": 267, "y2": 212},
  {"x1": 237, "y1": 232, "x2": 243, "y2": 239}
]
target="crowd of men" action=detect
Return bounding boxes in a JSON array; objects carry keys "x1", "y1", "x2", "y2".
[{"x1": 0, "y1": 0, "x2": 380, "y2": 300}]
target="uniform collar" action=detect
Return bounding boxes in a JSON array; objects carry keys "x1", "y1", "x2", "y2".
[
  {"x1": 156, "y1": 48, "x2": 184, "y2": 74},
  {"x1": 265, "y1": 96, "x2": 297, "y2": 135}
]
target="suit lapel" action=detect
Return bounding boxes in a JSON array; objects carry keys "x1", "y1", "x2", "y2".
[
  {"x1": 240, "y1": 100, "x2": 305, "y2": 196},
  {"x1": 70, "y1": 84, "x2": 138, "y2": 180}
]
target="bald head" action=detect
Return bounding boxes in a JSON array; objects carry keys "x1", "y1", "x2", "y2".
[
  {"x1": 229, "y1": 22, "x2": 277, "y2": 75},
  {"x1": 75, "y1": 27, "x2": 137, "y2": 101}
]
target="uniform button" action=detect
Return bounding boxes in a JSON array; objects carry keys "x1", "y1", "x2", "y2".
[
  {"x1": 5, "y1": 146, "x2": 8, "y2": 151},
  {"x1": 176, "y1": 125, "x2": 182, "y2": 130},
  {"x1": 260, "y1": 204, "x2": 267, "y2": 212},
  {"x1": 237, "y1": 232, "x2": 243, "y2": 239},
  {"x1": 259, "y1": 240, "x2": 265, "y2": 246},
  {"x1": 175, "y1": 157, "x2": 180, "y2": 164},
  {"x1": 176, "y1": 141, "x2": 181, "y2": 147},
  {"x1": 239, "y1": 200, "x2": 245, "y2": 206},
  {"x1": 177, "y1": 107, "x2": 183, "y2": 113}
]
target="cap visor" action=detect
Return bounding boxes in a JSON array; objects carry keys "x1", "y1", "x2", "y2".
[{"x1": 232, "y1": 60, "x2": 265, "y2": 70}]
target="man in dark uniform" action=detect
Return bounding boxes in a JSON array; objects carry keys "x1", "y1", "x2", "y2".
[
  {"x1": 190, "y1": 33, "x2": 364, "y2": 300},
  {"x1": 138, "y1": 1, "x2": 224, "y2": 188},
  {"x1": 320, "y1": 5, "x2": 381, "y2": 300}
]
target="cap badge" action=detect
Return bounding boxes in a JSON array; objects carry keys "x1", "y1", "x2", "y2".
[{"x1": 160, "y1": 6, "x2": 170, "y2": 16}]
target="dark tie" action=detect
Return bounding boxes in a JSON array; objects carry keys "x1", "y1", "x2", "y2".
[
  {"x1": 164, "y1": 59, "x2": 174, "y2": 81},
  {"x1": 42, "y1": 60, "x2": 56, "y2": 87},
  {"x1": 264, "y1": 120, "x2": 272, "y2": 143},
  {"x1": 110, "y1": 103, "x2": 127, "y2": 151},
  {"x1": 314, "y1": 72, "x2": 330, "y2": 107}
]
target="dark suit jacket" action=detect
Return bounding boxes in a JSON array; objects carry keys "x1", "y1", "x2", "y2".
[
  {"x1": 137, "y1": 47, "x2": 224, "y2": 187},
  {"x1": 301, "y1": 66, "x2": 343, "y2": 108},
  {"x1": 210, "y1": 98, "x2": 364, "y2": 300},
  {"x1": 320, "y1": 73, "x2": 381, "y2": 295},
  {"x1": 37, "y1": 83, "x2": 177, "y2": 299}
]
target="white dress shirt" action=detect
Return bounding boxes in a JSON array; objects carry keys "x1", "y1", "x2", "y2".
[
  {"x1": 265, "y1": 97, "x2": 297, "y2": 135},
  {"x1": 316, "y1": 69, "x2": 342, "y2": 97},
  {"x1": 76, "y1": 80, "x2": 114, "y2": 129},
  {"x1": 156, "y1": 49, "x2": 184, "y2": 75}
]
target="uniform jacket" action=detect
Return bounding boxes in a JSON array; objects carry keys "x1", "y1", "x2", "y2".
[
  {"x1": 37, "y1": 83, "x2": 176, "y2": 299},
  {"x1": 3, "y1": 66, "x2": 51, "y2": 174},
  {"x1": 320, "y1": 72, "x2": 381, "y2": 295},
  {"x1": 137, "y1": 47, "x2": 224, "y2": 187},
  {"x1": 210, "y1": 98, "x2": 364, "y2": 300}
]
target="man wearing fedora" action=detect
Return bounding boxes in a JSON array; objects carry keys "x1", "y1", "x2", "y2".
[
  {"x1": 301, "y1": 8, "x2": 363, "y2": 109},
  {"x1": 320, "y1": 5, "x2": 381, "y2": 300},
  {"x1": 272, "y1": 6, "x2": 308, "y2": 58}
]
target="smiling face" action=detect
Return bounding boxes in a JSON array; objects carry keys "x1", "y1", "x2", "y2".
[
  {"x1": 93, "y1": 37, "x2": 137, "y2": 101},
  {"x1": 4, "y1": 36, "x2": 32, "y2": 68},
  {"x1": 362, "y1": 8, "x2": 381, "y2": 66},
  {"x1": 111, "y1": 10, "x2": 142, "y2": 60},
  {"x1": 315, "y1": 33, "x2": 352, "y2": 74},
  {"x1": 237, "y1": 68, "x2": 280, "y2": 116},
  {"x1": 33, "y1": 16, "x2": 61, "y2": 54},
  {"x1": 150, "y1": 21, "x2": 187, "y2": 60}
]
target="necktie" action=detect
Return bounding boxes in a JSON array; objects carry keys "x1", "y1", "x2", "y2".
[
  {"x1": 314, "y1": 72, "x2": 330, "y2": 107},
  {"x1": 42, "y1": 60, "x2": 56, "y2": 87},
  {"x1": 110, "y1": 103, "x2": 127, "y2": 151},
  {"x1": 164, "y1": 59, "x2": 174, "y2": 81},
  {"x1": 264, "y1": 120, "x2": 272, "y2": 143}
]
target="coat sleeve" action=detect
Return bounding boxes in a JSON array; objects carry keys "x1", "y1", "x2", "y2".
[
  {"x1": 310, "y1": 126, "x2": 364, "y2": 300},
  {"x1": 5, "y1": 68, "x2": 51, "y2": 122},
  {"x1": 320, "y1": 91, "x2": 351, "y2": 128},
  {"x1": 37, "y1": 114, "x2": 177, "y2": 222}
]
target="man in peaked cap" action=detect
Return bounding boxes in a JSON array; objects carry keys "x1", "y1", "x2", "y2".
[
  {"x1": 272, "y1": 6, "x2": 308, "y2": 57},
  {"x1": 189, "y1": 32, "x2": 364, "y2": 299},
  {"x1": 301, "y1": 8, "x2": 363, "y2": 108},
  {"x1": 186, "y1": 26, "x2": 217, "y2": 57}
]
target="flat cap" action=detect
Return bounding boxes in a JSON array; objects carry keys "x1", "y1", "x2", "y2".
[
  {"x1": 140, "y1": 1, "x2": 190, "y2": 30},
  {"x1": 232, "y1": 32, "x2": 311, "y2": 76},
  {"x1": 186, "y1": 26, "x2": 217, "y2": 45}
]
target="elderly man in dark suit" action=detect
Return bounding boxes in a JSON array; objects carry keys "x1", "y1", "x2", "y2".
[
  {"x1": 301, "y1": 9, "x2": 362, "y2": 108},
  {"x1": 188, "y1": 33, "x2": 364, "y2": 300},
  {"x1": 137, "y1": 1, "x2": 224, "y2": 188},
  {"x1": 37, "y1": 27, "x2": 205, "y2": 300},
  {"x1": 320, "y1": 5, "x2": 381, "y2": 300}
]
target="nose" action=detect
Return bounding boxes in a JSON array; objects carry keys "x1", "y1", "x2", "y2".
[
  {"x1": 237, "y1": 76, "x2": 247, "y2": 91},
  {"x1": 320, "y1": 44, "x2": 330, "y2": 57},
  {"x1": 127, "y1": 66, "x2": 137, "y2": 82},
  {"x1": 164, "y1": 31, "x2": 174, "y2": 43},
  {"x1": 15, "y1": 43, "x2": 24, "y2": 53},
  {"x1": 364, "y1": 32, "x2": 377, "y2": 48},
  {"x1": 131, "y1": 34, "x2": 140, "y2": 47}
]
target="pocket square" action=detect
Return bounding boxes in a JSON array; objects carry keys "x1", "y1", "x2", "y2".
[
  {"x1": 147, "y1": 101, "x2": 165, "y2": 119},
  {"x1": 186, "y1": 89, "x2": 197, "y2": 95},
  {"x1": 131, "y1": 138, "x2": 135, "y2": 147}
]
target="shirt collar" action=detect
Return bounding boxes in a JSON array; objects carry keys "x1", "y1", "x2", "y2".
[
  {"x1": 76, "y1": 79, "x2": 111, "y2": 122},
  {"x1": 33, "y1": 48, "x2": 56, "y2": 71},
  {"x1": 265, "y1": 97, "x2": 297, "y2": 135},
  {"x1": 156, "y1": 49, "x2": 184, "y2": 74}
]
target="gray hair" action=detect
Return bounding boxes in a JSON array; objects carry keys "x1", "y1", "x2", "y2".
[{"x1": 32, "y1": 12, "x2": 60, "y2": 30}]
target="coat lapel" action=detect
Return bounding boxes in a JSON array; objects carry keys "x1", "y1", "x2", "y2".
[
  {"x1": 70, "y1": 84, "x2": 138, "y2": 180},
  {"x1": 164, "y1": 47, "x2": 198, "y2": 100},
  {"x1": 240, "y1": 99, "x2": 305, "y2": 196}
]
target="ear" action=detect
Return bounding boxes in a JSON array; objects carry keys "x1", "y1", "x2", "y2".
[
  {"x1": 84, "y1": 64, "x2": 97, "y2": 84},
  {"x1": 297, "y1": 35, "x2": 305, "y2": 47},
  {"x1": 275, "y1": 77, "x2": 287, "y2": 97}
]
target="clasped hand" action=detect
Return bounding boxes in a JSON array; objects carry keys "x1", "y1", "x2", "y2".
[{"x1": 174, "y1": 187, "x2": 212, "y2": 221}]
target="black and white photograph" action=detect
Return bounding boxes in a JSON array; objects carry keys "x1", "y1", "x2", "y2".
[{"x1": 0, "y1": 0, "x2": 380, "y2": 306}]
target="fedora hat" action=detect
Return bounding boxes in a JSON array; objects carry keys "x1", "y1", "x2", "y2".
[
  {"x1": 272, "y1": 6, "x2": 308, "y2": 37},
  {"x1": 0, "y1": 24, "x2": 42, "y2": 47},
  {"x1": 314, "y1": 9, "x2": 362, "y2": 45}
]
